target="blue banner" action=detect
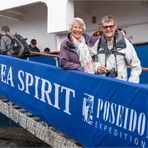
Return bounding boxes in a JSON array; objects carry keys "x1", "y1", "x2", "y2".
[{"x1": 0, "y1": 55, "x2": 148, "y2": 147}]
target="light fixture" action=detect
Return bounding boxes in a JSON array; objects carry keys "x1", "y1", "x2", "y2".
[{"x1": 92, "y1": 16, "x2": 96, "y2": 24}]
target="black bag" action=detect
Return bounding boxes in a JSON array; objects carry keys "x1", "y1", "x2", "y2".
[{"x1": 6, "y1": 33, "x2": 30, "y2": 59}]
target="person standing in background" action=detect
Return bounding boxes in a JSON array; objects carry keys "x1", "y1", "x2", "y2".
[
  {"x1": 44, "y1": 47, "x2": 50, "y2": 52},
  {"x1": 0, "y1": 25, "x2": 14, "y2": 56},
  {"x1": 29, "y1": 39, "x2": 40, "y2": 52}
]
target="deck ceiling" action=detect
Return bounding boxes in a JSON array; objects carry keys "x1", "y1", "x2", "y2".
[
  {"x1": 0, "y1": 1, "x2": 148, "y2": 27},
  {"x1": 74, "y1": 1, "x2": 148, "y2": 27},
  {"x1": 0, "y1": 2, "x2": 40, "y2": 21}
]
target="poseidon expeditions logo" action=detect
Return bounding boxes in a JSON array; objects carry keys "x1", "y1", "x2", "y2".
[
  {"x1": 82, "y1": 93, "x2": 148, "y2": 148},
  {"x1": 82, "y1": 93, "x2": 94, "y2": 125}
]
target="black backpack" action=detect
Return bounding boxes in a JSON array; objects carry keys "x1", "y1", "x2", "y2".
[{"x1": 5, "y1": 33, "x2": 30, "y2": 59}]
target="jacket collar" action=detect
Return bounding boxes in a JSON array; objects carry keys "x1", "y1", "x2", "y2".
[
  {"x1": 66, "y1": 33, "x2": 91, "y2": 49},
  {"x1": 99, "y1": 30, "x2": 126, "y2": 49}
]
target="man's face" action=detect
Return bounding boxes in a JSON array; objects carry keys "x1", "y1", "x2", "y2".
[
  {"x1": 101, "y1": 21, "x2": 116, "y2": 39},
  {"x1": 31, "y1": 43, "x2": 36, "y2": 48}
]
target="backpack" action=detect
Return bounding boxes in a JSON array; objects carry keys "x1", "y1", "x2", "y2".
[{"x1": 5, "y1": 33, "x2": 30, "y2": 59}]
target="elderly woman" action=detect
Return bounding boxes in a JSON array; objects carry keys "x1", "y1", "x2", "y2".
[{"x1": 59, "y1": 17, "x2": 98, "y2": 74}]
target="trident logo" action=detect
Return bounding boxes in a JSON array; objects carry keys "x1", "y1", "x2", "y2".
[{"x1": 82, "y1": 93, "x2": 94, "y2": 125}]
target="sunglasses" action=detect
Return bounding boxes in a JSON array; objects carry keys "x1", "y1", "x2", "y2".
[{"x1": 102, "y1": 24, "x2": 115, "y2": 30}]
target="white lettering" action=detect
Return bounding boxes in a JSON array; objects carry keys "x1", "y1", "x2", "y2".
[
  {"x1": 40, "y1": 78, "x2": 52, "y2": 105},
  {"x1": 116, "y1": 105, "x2": 124, "y2": 128},
  {"x1": 1, "y1": 64, "x2": 14, "y2": 87},
  {"x1": 18, "y1": 70, "x2": 25, "y2": 91},
  {"x1": 34, "y1": 75, "x2": 41, "y2": 99},
  {"x1": 25, "y1": 72, "x2": 34, "y2": 94},
  {"x1": 138, "y1": 113, "x2": 146, "y2": 136},
  {"x1": 1, "y1": 64, "x2": 7, "y2": 83},
  {"x1": 103, "y1": 101, "x2": 110, "y2": 121},
  {"x1": 129, "y1": 109, "x2": 137, "y2": 132},
  {"x1": 95, "y1": 98, "x2": 147, "y2": 138},
  {"x1": 123, "y1": 107, "x2": 129, "y2": 129},
  {"x1": 61, "y1": 86, "x2": 75, "y2": 115},
  {"x1": 109, "y1": 103, "x2": 116, "y2": 124},
  {"x1": 97, "y1": 98, "x2": 103, "y2": 118},
  {"x1": 53, "y1": 83, "x2": 61, "y2": 110}
]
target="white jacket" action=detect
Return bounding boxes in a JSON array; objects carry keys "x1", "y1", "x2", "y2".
[{"x1": 91, "y1": 34, "x2": 142, "y2": 83}]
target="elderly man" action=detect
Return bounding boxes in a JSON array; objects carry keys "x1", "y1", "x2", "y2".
[{"x1": 91, "y1": 16, "x2": 141, "y2": 83}]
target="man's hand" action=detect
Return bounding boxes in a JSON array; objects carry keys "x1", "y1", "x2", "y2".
[{"x1": 97, "y1": 65, "x2": 107, "y2": 74}]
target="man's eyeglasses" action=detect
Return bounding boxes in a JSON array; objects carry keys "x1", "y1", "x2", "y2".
[{"x1": 102, "y1": 25, "x2": 115, "y2": 30}]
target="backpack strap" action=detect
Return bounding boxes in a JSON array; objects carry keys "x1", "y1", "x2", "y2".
[
  {"x1": 5, "y1": 34, "x2": 14, "y2": 48},
  {"x1": 97, "y1": 35, "x2": 126, "y2": 57},
  {"x1": 0, "y1": 34, "x2": 14, "y2": 55},
  {"x1": 5, "y1": 34, "x2": 13, "y2": 43},
  {"x1": 97, "y1": 36, "x2": 103, "y2": 54},
  {"x1": 0, "y1": 35, "x2": 6, "y2": 54}
]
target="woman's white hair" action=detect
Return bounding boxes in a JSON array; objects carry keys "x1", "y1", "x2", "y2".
[{"x1": 69, "y1": 17, "x2": 86, "y2": 33}]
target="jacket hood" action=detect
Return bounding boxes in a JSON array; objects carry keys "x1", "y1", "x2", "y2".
[
  {"x1": 66, "y1": 33, "x2": 75, "y2": 49},
  {"x1": 66, "y1": 33, "x2": 95, "y2": 49},
  {"x1": 99, "y1": 30, "x2": 126, "y2": 49}
]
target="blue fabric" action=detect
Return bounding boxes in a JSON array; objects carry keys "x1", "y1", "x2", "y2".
[
  {"x1": 28, "y1": 55, "x2": 58, "y2": 66},
  {"x1": 134, "y1": 44, "x2": 148, "y2": 84},
  {"x1": 0, "y1": 55, "x2": 148, "y2": 147}
]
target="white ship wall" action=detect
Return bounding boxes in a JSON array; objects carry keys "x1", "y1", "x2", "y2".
[
  {"x1": 75, "y1": 1, "x2": 148, "y2": 44},
  {"x1": 0, "y1": 0, "x2": 148, "y2": 51},
  {"x1": 0, "y1": 3, "x2": 57, "y2": 51}
]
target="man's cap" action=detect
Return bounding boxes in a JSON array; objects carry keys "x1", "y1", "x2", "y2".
[{"x1": 31, "y1": 39, "x2": 37, "y2": 44}]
